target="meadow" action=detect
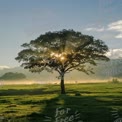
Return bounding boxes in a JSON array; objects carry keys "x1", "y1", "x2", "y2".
[{"x1": 0, "y1": 83, "x2": 122, "y2": 122}]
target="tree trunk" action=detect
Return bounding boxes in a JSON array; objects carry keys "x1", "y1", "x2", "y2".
[{"x1": 60, "y1": 73, "x2": 65, "y2": 94}]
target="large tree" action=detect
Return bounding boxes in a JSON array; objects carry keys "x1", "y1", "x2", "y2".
[{"x1": 16, "y1": 29, "x2": 109, "y2": 94}]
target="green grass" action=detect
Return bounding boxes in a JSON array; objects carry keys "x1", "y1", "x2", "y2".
[{"x1": 0, "y1": 83, "x2": 122, "y2": 122}]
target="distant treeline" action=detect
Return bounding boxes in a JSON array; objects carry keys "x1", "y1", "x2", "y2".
[{"x1": 0, "y1": 72, "x2": 26, "y2": 80}]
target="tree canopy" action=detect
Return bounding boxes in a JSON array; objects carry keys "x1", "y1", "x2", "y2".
[{"x1": 16, "y1": 29, "x2": 109, "y2": 94}]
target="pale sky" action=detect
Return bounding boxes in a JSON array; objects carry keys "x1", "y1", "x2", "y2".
[{"x1": 0, "y1": 0, "x2": 122, "y2": 67}]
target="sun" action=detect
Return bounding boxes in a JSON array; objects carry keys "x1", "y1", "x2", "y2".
[
  {"x1": 50, "y1": 52, "x2": 66, "y2": 61},
  {"x1": 60, "y1": 56, "x2": 65, "y2": 61}
]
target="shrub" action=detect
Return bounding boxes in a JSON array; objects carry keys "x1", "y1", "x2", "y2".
[{"x1": 111, "y1": 78, "x2": 119, "y2": 83}]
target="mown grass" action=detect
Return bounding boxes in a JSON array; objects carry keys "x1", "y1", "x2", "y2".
[{"x1": 0, "y1": 83, "x2": 122, "y2": 122}]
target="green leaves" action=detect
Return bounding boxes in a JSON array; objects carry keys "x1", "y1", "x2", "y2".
[{"x1": 16, "y1": 29, "x2": 109, "y2": 75}]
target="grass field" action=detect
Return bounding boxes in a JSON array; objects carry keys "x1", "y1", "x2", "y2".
[{"x1": 0, "y1": 83, "x2": 122, "y2": 122}]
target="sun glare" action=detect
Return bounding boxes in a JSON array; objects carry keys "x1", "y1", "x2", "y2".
[
  {"x1": 50, "y1": 52, "x2": 66, "y2": 61},
  {"x1": 50, "y1": 52, "x2": 61, "y2": 58},
  {"x1": 50, "y1": 52, "x2": 55, "y2": 56},
  {"x1": 60, "y1": 57, "x2": 65, "y2": 60}
]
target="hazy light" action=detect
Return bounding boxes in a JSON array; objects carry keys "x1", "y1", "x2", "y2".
[
  {"x1": 55, "y1": 54, "x2": 60, "y2": 57},
  {"x1": 60, "y1": 57, "x2": 65, "y2": 60},
  {"x1": 51, "y1": 52, "x2": 62, "y2": 58},
  {"x1": 50, "y1": 52, "x2": 66, "y2": 61},
  {"x1": 50, "y1": 52, "x2": 55, "y2": 56}
]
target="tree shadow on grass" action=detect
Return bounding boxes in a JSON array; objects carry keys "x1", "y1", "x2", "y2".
[
  {"x1": 26, "y1": 93, "x2": 122, "y2": 122},
  {"x1": 0, "y1": 88, "x2": 60, "y2": 96},
  {"x1": 0, "y1": 87, "x2": 122, "y2": 122}
]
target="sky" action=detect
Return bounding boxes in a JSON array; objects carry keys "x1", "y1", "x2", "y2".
[{"x1": 0, "y1": 0, "x2": 122, "y2": 67}]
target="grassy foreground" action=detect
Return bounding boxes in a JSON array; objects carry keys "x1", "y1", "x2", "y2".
[{"x1": 0, "y1": 83, "x2": 122, "y2": 122}]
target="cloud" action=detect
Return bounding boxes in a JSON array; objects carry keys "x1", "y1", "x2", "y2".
[
  {"x1": 107, "y1": 20, "x2": 122, "y2": 39},
  {"x1": 108, "y1": 20, "x2": 122, "y2": 32},
  {"x1": 85, "y1": 20, "x2": 122, "y2": 39},
  {"x1": 115, "y1": 33, "x2": 122, "y2": 39},
  {"x1": 85, "y1": 27, "x2": 105, "y2": 32},
  {"x1": 0, "y1": 66, "x2": 10, "y2": 70},
  {"x1": 106, "y1": 49, "x2": 122, "y2": 59}
]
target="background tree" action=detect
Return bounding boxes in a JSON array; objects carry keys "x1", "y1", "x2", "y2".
[
  {"x1": 16, "y1": 29, "x2": 109, "y2": 94},
  {"x1": 0, "y1": 72, "x2": 26, "y2": 80}
]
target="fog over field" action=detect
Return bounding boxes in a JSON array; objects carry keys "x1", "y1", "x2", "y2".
[{"x1": 0, "y1": 57, "x2": 122, "y2": 85}]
